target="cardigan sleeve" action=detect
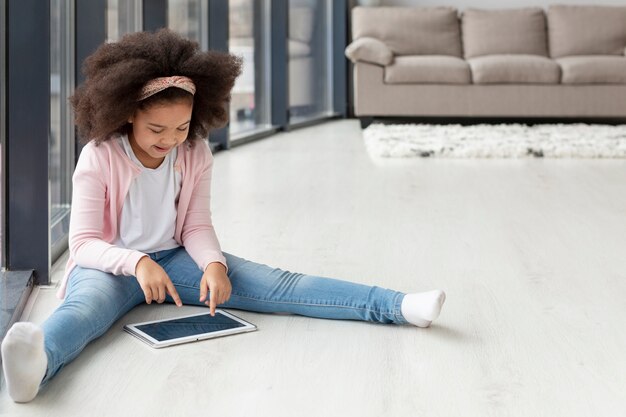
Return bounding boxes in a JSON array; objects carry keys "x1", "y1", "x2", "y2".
[
  {"x1": 180, "y1": 142, "x2": 228, "y2": 273},
  {"x1": 69, "y1": 144, "x2": 147, "y2": 276}
]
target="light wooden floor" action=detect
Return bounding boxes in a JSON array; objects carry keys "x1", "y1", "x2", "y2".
[{"x1": 2, "y1": 119, "x2": 625, "y2": 416}]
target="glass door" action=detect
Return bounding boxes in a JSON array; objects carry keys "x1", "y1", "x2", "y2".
[
  {"x1": 228, "y1": 0, "x2": 272, "y2": 139},
  {"x1": 107, "y1": 0, "x2": 142, "y2": 42},
  {"x1": 168, "y1": 0, "x2": 209, "y2": 50},
  {"x1": 50, "y1": 0, "x2": 75, "y2": 263},
  {"x1": 287, "y1": 0, "x2": 333, "y2": 124}
]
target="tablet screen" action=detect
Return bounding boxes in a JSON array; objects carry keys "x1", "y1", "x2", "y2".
[{"x1": 135, "y1": 312, "x2": 246, "y2": 342}]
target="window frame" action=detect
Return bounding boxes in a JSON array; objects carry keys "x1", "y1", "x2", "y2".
[
  {"x1": 1, "y1": 0, "x2": 7, "y2": 269},
  {"x1": 6, "y1": 0, "x2": 50, "y2": 284}
]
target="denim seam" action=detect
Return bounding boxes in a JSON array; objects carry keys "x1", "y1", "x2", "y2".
[{"x1": 232, "y1": 292, "x2": 399, "y2": 315}]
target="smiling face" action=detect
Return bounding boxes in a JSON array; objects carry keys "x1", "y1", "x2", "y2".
[{"x1": 127, "y1": 98, "x2": 193, "y2": 168}]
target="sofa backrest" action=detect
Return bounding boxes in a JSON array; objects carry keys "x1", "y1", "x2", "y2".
[
  {"x1": 548, "y1": 5, "x2": 626, "y2": 57},
  {"x1": 461, "y1": 8, "x2": 548, "y2": 58},
  {"x1": 351, "y1": 6, "x2": 462, "y2": 57}
]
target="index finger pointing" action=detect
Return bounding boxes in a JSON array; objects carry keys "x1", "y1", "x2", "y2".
[
  {"x1": 210, "y1": 289, "x2": 217, "y2": 316},
  {"x1": 166, "y1": 282, "x2": 183, "y2": 307}
]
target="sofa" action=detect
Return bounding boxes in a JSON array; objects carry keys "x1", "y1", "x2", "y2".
[{"x1": 345, "y1": 5, "x2": 626, "y2": 127}]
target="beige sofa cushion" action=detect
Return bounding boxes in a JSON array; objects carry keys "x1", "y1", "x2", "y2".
[
  {"x1": 557, "y1": 56, "x2": 626, "y2": 84},
  {"x1": 548, "y1": 5, "x2": 626, "y2": 58},
  {"x1": 384, "y1": 55, "x2": 470, "y2": 84},
  {"x1": 352, "y1": 6, "x2": 462, "y2": 57},
  {"x1": 462, "y1": 8, "x2": 548, "y2": 58},
  {"x1": 469, "y1": 55, "x2": 560, "y2": 84},
  {"x1": 345, "y1": 37, "x2": 393, "y2": 66}
]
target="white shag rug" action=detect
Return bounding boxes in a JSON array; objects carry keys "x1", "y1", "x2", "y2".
[{"x1": 363, "y1": 123, "x2": 626, "y2": 158}]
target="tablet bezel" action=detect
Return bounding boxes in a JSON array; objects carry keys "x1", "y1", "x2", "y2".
[{"x1": 123, "y1": 309, "x2": 257, "y2": 348}]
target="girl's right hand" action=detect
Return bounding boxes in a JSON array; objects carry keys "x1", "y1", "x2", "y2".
[{"x1": 135, "y1": 256, "x2": 183, "y2": 307}]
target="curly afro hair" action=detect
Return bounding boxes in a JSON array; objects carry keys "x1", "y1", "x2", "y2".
[{"x1": 71, "y1": 28, "x2": 242, "y2": 145}]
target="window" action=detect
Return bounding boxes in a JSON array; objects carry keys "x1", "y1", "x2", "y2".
[
  {"x1": 50, "y1": 0, "x2": 75, "y2": 262},
  {"x1": 167, "y1": 0, "x2": 210, "y2": 147},
  {"x1": 107, "y1": 0, "x2": 142, "y2": 42},
  {"x1": 288, "y1": 0, "x2": 333, "y2": 124},
  {"x1": 168, "y1": 0, "x2": 208, "y2": 50},
  {"x1": 228, "y1": 0, "x2": 272, "y2": 138}
]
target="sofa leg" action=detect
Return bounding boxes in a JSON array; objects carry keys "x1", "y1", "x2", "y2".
[{"x1": 359, "y1": 117, "x2": 374, "y2": 129}]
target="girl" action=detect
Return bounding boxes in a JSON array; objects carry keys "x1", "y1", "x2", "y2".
[{"x1": 1, "y1": 29, "x2": 446, "y2": 403}]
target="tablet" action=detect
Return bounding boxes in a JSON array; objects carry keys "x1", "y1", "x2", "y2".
[{"x1": 123, "y1": 310, "x2": 257, "y2": 348}]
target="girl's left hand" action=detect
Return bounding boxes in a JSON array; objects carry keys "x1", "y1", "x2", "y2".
[{"x1": 199, "y1": 262, "x2": 232, "y2": 316}]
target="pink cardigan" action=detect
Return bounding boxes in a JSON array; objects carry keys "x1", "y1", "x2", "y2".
[{"x1": 57, "y1": 137, "x2": 227, "y2": 299}]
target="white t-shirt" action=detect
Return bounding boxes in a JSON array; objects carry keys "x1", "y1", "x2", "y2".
[{"x1": 114, "y1": 134, "x2": 182, "y2": 253}]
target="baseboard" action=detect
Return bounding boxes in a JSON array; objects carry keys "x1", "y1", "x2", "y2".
[{"x1": 0, "y1": 270, "x2": 35, "y2": 366}]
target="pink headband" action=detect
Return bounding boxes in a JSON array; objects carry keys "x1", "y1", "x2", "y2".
[{"x1": 138, "y1": 76, "x2": 196, "y2": 101}]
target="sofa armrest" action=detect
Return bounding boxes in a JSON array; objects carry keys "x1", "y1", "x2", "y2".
[{"x1": 345, "y1": 37, "x2": 394, "y2": 66}]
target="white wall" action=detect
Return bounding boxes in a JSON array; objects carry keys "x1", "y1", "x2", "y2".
[{"x1": 378, "y1": 0, "x2": 626, "y2": 9}]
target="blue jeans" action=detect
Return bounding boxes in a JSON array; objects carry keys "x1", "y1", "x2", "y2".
[{"x1": 41, "y1": 247, "x2": 408, "y2": 385}]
